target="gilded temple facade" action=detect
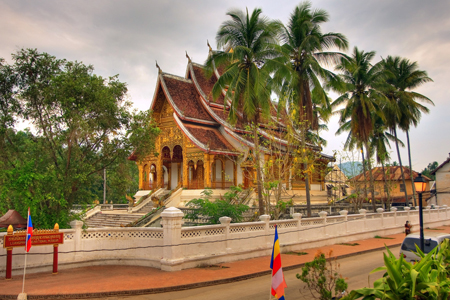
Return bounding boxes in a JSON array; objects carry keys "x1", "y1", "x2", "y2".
[{"x1": 131, "y1": 54, "x2": 333, "y2": 196}]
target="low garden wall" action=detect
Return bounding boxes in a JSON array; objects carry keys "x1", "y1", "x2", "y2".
[{"x1": 1, "y1": 205, "x2": 449, "y2": 275}]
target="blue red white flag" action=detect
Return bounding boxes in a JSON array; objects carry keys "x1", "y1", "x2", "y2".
[
  {"x1": 25, "y1": 208, "x2": 33, "y2": 252},
  {"x1": 270, "y1": 225, "x2": 287, "y2": 300}
]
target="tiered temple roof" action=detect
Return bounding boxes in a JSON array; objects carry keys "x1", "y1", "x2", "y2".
[{"x1": 143, "y1": 54, "x2": 333, "y2": 160}]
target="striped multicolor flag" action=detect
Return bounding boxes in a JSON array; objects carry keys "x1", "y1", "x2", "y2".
[
  {"x1": 25, "y1": 208, "x2": 33, "y2": 252},
  {"x1": 270, "y1": 225, "x2": 287, "y2": 299}
]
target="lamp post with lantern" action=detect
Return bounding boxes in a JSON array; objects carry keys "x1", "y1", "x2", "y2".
[{"x1": 414, "y1": 173, "x2": 427, "y2": 252}]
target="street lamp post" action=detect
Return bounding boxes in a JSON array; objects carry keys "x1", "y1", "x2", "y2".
[{"x1": 414, "y1": 173, "x2": 427, "y2": 252}]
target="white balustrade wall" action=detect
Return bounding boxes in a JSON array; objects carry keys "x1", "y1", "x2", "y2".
[{"x1": 1, "y1": 205, "x2": 450, "y2": 274}]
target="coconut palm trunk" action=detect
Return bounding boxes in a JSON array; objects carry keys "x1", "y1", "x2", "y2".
[
  {"x1": 393, "y1": 127, "x2": 409, "y2": 205},
  {"x1": 360, "y1": 147, "x2": 368, "y2": 201},
  {"x1": 406, "y1": 131, "x2": 417, "y2": 206},
  {"x1": 253, "y1": 119, "x2": 265, "y2": 215},
  {"x1": 297, "y1": 121, "x2": 311, "y2": 217},
  {"x1": 364, "y1": 142, "x2": 377, "y2": 212},
  {"x1": 381, "y1": 160, "x2": 391, "y2": 210}
]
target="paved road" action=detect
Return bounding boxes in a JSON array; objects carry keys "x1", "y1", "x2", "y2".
[{"x1": 90, "y1": 246, "x2": 399, "y2": 300}]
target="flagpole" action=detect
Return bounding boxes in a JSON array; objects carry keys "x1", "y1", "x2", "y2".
[{"x1": 21, "y1": 251, "x2": 28, "y2": 294}]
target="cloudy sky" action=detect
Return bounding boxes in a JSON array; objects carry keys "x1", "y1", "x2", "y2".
[{"x1": 1, "y1": 0, "x2": 448, "y2": 171}]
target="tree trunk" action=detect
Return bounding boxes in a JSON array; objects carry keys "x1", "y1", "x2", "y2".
[
  {"x1": 406, "y1": 130, "x2": 417, "y2": 206},
  {"x1": 299, "y1": 123, "x2": 312, "y2": 217},
  {"x1": 253, "y1": 120, "x2": 264, "y2": 215},
  {"x1": 364, "y1": 141, "x2": 377, "y2": 212},
  {"x1": 393, "y1": 127, "x2": 409, "y2": 205},
  {"x1": 361, "y1": 147, "x2": 368, "y2": 201},
  {"x1": 381, "y1": 161, "x2": 391, "y2": 211}
]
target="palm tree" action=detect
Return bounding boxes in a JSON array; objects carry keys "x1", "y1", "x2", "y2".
[
  {"x1": 370, "y1": 114, "x2": 404, "y2": 210},
  {"x1": 205, "y1": 8, "x2": 281, "y2": 215},
  {"x1": 333, "y1": 47, "x2": 386, "y2": 212},
  {"x1": 274, "y1": 1, "x2": 348, "y2": 217},
  {"x1": 381, "y1": 56, "x2": 433, "y2": 206}
]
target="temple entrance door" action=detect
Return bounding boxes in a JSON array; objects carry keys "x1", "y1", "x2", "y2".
[
  {"x1": 243, "y1": 167, "x2": 254, "y2": 189},
  {"x1": 171, "y1": 145, "x2": 183, "y2": 189},
  {"x1": 188, "y1": 160, "x2": 204, "y2": 189}
]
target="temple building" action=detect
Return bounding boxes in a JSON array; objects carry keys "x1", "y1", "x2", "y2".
[{"x1": 130, "y1": 52, "x2": 334, "y2": 204}]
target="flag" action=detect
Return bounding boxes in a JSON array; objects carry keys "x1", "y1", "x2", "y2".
[
  {"x1": 25, "y1": 208, "x2": 33, "y2": 252},
  {"x1": 270, "y1": 225, "x2": 287, "y2": 300}
]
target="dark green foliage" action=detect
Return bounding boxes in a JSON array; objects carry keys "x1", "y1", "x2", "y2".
[
  {"x1": 184, "y1": 187, "x2": 250, "y2": 224},
  {"x1": 345, "y1": 242, "x2": 450, "y2": 300},
  {"x1": 422, "y1": 161, "x2": 438, "y2": 181},
  {"x1": 0, "y1": 49, "x2": 159, "y2": 228}
]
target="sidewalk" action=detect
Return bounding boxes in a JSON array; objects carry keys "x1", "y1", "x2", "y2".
[{"x1": 1, "y1": 227, "x2": 447, "y2": 300}]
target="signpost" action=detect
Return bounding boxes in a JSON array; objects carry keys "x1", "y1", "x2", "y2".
[{"x1": 3, "y1": 223, "x2": 63, "y2": 279}]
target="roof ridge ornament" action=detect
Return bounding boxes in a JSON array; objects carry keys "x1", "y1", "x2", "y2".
[
  {"x1": 186, "y1": 51, "x2": 191, "y2": 63},
  {"x1": 207, "y1": 40, "x2": 212, "y2": 52},
  {"x1": 156, "y1": 61, "x2": 162, "y2": 74}
]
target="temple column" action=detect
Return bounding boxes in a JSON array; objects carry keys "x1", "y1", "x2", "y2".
[
  {"x1": 221, "y1": 160, "x2": 225, "y2": 189},
  {"x1": 204, "y1": 154, "x2": 211, "y2": 188},
  {"x1": 233, "y1": 162, "x2": 237, "y2": 187},
  {"x1": 177, "y1": 163, "x2": 181, "y2": 188},
  {"x1": 156, "y1": 159, "x2": 163, "y2": 189},
  {"x1": 182, "y1": 158, "x2": 188, "y2": 188},
  {"x1": 138, "y1": 164, "x2": 144, "y2": 190},
  {"x1": 212, "y1": 160, "x2": 216, "y2": 189}
]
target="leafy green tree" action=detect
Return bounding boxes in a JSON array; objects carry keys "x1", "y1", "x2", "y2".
[
  {"x1": 275, "y1": 1, "x2": 348, "y2": 217},
  {"x1": 422, "y1": 161, "x2": 439, "y2": 181},
  {"x1": 381, "y1": 56, "x2": 433, "y2": 206},
  {"x1": 333, "y1": 47, "x2": 386, "y2": 212},
  {"x1": 206, "y1": 8, "x2": 281, "y2": 215},
  {"x1": 0, "y1": 49, "x2": 159, "y2": 228}
]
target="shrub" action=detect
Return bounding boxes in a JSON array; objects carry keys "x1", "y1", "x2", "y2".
[
  {"x1": 184, "y1": 187, "x2": 249, "y2": 224},
  {"x1": 297, "y1": 249, "x2": 348, "y2": 300}
]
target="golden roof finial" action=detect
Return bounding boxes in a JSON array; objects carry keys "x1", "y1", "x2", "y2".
[
  {"x1": 207, "y1": 40, "x2": 212, "y2": 52},
  {"x1": 54, "y1": 223, "x2": 59, "y2": 232},
  {"x1": 7, "y1": 225, "x2": 13, "y2": 235}
]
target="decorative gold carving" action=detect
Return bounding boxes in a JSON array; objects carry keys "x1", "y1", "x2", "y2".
[
  {"x1": 160, "y1": 125, "x2": 183, "y2": 151},
  {"x1": 186, "y1": 152, "x2": 204, "y2": 163},
  {"x1": 161, "y1": 100, "x2": 173, "y2": 118}
]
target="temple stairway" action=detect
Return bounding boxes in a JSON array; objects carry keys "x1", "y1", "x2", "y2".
[{"x1": 84, "y1": 211, "x2": 144, "y2": 228}]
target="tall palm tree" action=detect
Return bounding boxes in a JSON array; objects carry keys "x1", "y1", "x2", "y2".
[
  {"x1": 370, "y1": 114, "x2": 404, "y2": 210},
  {"x1": 205, "y1": 8, "x2": 281, "y2": 215},
  {"x1": 381, "y1": 56, "x2": 433, "y2": 206},
  {"x1": 333, "y1": 47, "x2": 386, "y2": 212},
  {"x1": 274, "y1": 1, "x2": 348, "y2": 217}
]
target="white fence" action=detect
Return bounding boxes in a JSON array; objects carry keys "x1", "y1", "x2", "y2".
[{"x1": 1, "y1": 205, "x2": 449, "y2": 275}]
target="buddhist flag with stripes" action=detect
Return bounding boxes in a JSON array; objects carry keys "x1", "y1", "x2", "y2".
[
  {"x1": 270, "y1": 225, "x2": 287, "y2": 300},
  {"x1": 25, "y1": 208, "x2": 33, "y2": 252}
]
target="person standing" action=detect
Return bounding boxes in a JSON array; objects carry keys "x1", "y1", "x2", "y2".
[{"x1": 405, "y1": 221, "x2": 412, "y2": 235}]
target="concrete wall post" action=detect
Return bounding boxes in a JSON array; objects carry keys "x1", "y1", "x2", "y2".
[
  {"x1": 359, "y1": 209, "x2": 367, "y2": 231},
  {"x1": 339, "y1": 210, "x2": 348, "y2": 233},
  {"x1": 160, "y1": 207, "x2": 184, "y2": 271},
  {"x1": 260, "y1": 215, "x2": 271, "y2": 249},
  {"x1": 292, "y1": 213, "x2": 302, "y2": 241},
  {"x1": 390, "y1": 207, "x2": 398, "y2": 225},
  {"x1": 318, "y1": 211, "x2": 328, "y2": 236},
  {"x1": 219, "y1": 216, "x2": 232, "y2": 253},
  {"x1": 70, "y1": 220, "x2": 83, "y2": 260}
]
